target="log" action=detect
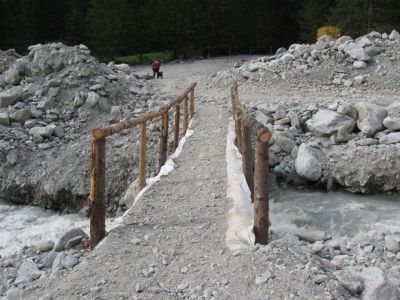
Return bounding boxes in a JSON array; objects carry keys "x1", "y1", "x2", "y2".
[
  {"x1": 138, "y1": 121, "x2": 147, "y2": 191},
  {"x1": 183, "y1": 95, "x2": 189, "y2": 134},
  {"x1": 89, "y1": 138, "x2": 106, "y2": 249},
  {"x1": 253, "y1": 134, "x2": 270, "y2": 245},
  {"x1": 158, "y1": 112, "x2": 169, "y2": 171},
  {"x1": 241, "y1": 122, "x2": 254, "y2": 201},
  {"x1": 190, "y1": 88, "x2": 195, "y2": 118},
  {"x1": 174, "y1": 104, "x2": 180, "y2": 150}
]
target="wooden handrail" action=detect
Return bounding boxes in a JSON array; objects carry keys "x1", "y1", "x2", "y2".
[
  {"x1": 231, "y1": 81, "x2": 272, "y2": 245},
  {"x1": 89, "y1": 82, "x2": 197, "y2": 249}
]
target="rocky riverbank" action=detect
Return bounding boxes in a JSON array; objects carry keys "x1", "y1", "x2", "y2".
[
  {"x1": 215, "y1": 29, "x2": 400, "y2": 194},
  {"x1": 0, "y1": 43, "x2": 177, "y2": 215}
]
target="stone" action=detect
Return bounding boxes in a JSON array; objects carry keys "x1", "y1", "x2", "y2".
[
  {"x1": 366, "y1": 46, "x2": 383, "y2": 57},
  {"x1": 356, "y1": 138, "x2": 378, "y2": 146},
  {"x1": 389, "y1": 29, "x2": 400, "y2": 40},
  {"x1": 14, "y1": 261, "x2": 44, "y2": 285},
  {"x1": 295, "y1": 230, "x2": 331, "y2": 243},
  {"x1": 255, "y1": 270, "x2": 273, "y2": 285},
  {"x1": 275, "y1": 47, "x2": 287, "y2": 55},
  {"x1": 54, "y1": 228, "x2": 87, "y2": 252},
  {"x1": 379, "y1": 132, "x2": 400, "y2": 144},
  {"x1": 248, "y1": 63, "x2": 260, "y2": 72},
  {"x1": 110, "y1": 106, "x2": 121, "y2": 116},
  {"x1": 42, "y1": 251, "x2": 58, "y2": 268},
  {"x1": 288, "y1": 111, "x2": 301, "y2": 127},
  {"x1": 24, "y1": 119, "x2": 37, "y2": 129},
  {"x1": 52, "y1": 251, "x2": 66, "y2": 271},
  {"x1": 37, "y1": 97, "x2": 54, "y2": 111},
  {"x1": 9, "y1": 108, "x2": 31, "y2": 123},
  {"x1": 357, "y1": 37, "x2": 372, "y2": 48},
  {"x1": 36, "y1": 240, "x2": 55, "y2": 252},
  {"x1": 274, "y1": 135, "x2": 296, "y2": 153},
  {"x1": 383, "y1": 101, "x2": 400, "y2": 130},
  {"x1": 73, "y1": 94, "x2": 84, "y2": 107},
  {"x1": 6, "y1": 288, "x2": 23, "y2": 300},
  {"x1": 65, "y1": 236, "x2": 83, "y2": 250},
  {"x1": 0, "y1": 112, "x2": 10, "y2": 126},
  {"x1": 359, "y1": 267, "x2": 400, "y2": 300},
  {"x1": 354, "y1": 75, "x2": 364, "y2": 85},
  {"x1": 86, "y1": 91, "x2": 100, "y2": 108},
  {"x1": 353, "y1": 60, "x2": 367, "y2": 69},
  {"x1": 336, "y1": 36, "x2": 353, "y2": 45},
  {"x1": 5, "y1": 64, "x2": 21, "y2": 85},
  {"x1": 29, "y1": 125, "x2": 55, "y2": 137},
  {"x1": 355, "y1": 102, "x2": 387, "y2": 137},
  {"x1": 61, "y1": 254, "x2": 79, "y2": 269},
  {"x1": 0, "y1": 86, "x2": 23, "y2": 107},
  {"x1": 335, "y1": 267, "x2": 363, "y2": 294},
  {"x1": 331, "y1": 255, "x2": 351, "y2": 270},
  {"x1": 385, "y1": 236, "x2": 400, "y2": 253},
  {"x1": 344, "y1": 42, "x2": 371, "y2": 61},
  {"x1": 282, "y1": 53, "x2": 294, "y2": 62},
  {"x1": 295, "y1": 143, "x2": 323, "y2": 182},
  {"x1": 98, "y1": 97, "x2": 111, "y2": 113},
  {"x1": 306, "y1": 110, "x2": 355, "y2": 137}
]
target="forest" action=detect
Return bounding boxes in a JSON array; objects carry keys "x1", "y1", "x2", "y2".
[{"x1": 0, "y1": 0, "x2": 399, "y2": 60}]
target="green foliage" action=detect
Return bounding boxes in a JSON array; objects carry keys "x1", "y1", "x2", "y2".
[{"x1": 115, "y1": 51, "x2": 174, "y2": 65}]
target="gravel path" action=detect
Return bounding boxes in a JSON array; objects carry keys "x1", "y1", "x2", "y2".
[{"x1": 23, "y1": 58, "x2": 339, "y2": 300}]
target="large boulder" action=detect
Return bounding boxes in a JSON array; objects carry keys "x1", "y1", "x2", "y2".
[
  {"x1": 306, "y1": 110, "x2": 355, "y2": 137},
  {"x1": 343, "y1": 42, "x2": 371, "y2": 61},
  {"x1": 358, "y1": 267, "x2": 400, "y2": 300},
  {"x1": 355, "y1": 102, "x2": 387, "y2": 136},
  {"x1": 0, "y1": 86, "x2": 23, "y2": 107},
  {"x1": 295, "y1": 143, "x2": 323, "y2": 182},
  {"x1": 383, "y1": 101, "x2": 400, "y2": 130}
]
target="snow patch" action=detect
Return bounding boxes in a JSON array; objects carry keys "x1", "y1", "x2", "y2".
[{"x1": 225, "y1": 119, "x2": 255, "y2": 250}]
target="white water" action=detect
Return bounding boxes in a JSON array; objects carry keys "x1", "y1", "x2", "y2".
[
  {"x1": 0, "y1": 202, "x2": 121, "y2": 258},
  {"x1": 271, "y1": 188, "x2": 400, "y2": 238}
]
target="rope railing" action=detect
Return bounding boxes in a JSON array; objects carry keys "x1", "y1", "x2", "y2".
[
  {"x1": 231, "y1": 81, "x2": 272, "y2": 245},
  {"x1": 89, "y1": 82, "x2": 197, "y2": 249}
]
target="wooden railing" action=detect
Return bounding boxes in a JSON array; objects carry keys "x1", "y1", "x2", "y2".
[
  {"x1": 231, "y1": 81, "x2": 272, "y2": 245},
  {"x1": 89, "y1": 82, "x2": 197, "y2": 249}
]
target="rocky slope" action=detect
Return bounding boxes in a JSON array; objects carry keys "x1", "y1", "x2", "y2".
[
  {"x1": 0, "y1": 43, "x2": 172, "y2": 214},
  {"x1": 215, "y1": 29, "x2": 400, "y2": 194}
]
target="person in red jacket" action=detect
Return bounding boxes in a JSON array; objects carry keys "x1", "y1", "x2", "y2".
[{"x1": 152, "y1": 60, "x2": 161, "y2": 78}]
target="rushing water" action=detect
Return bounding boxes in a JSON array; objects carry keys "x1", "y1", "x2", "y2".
[
  {"x1": 1, "y1": 189, "x2": 400, "y2": 257},
  {"x1": 0, "y1": 202, "x2": 120, "y2": 257},
  {"x1": 270, "y1": 188, "x2": 400, "y2": 238}
]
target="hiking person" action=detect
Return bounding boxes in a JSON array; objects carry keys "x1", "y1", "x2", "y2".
[{"x1": 152, "y1": 60, "x2": 161, "y2": 78}]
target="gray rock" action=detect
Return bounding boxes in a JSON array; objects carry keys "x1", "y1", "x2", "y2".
[
  {"x1": 73, "y1": 94, "x2": 84, "y2": 107},
  {"x1": 54, "y1": 228, "x2": 87, "y2": 252},
  {"x1": 383, "y1": 101, "x2": 400, "y2": 130},
  {"x1": 357, "y1": 37, "x2": 372, "y2": 48},
  {"x1": 288, "y1": 111, "x2": 301, "y2": 127},
  {"x1": 36, "y1": 240, "x2": 55, "y2": 252},
  {"x1": 385, "y1": 236, "x2": 400, "y2": 253},
  {"x1": 336, "y1": 36, "x2": 353, "y2": 45},
  {"x1": 14, "y1": 261, "x2": 43, "y2": 285},
  {"x1": 353, "y1": 60, "x2": 368, "y2": 69},
  {"x1": 9, "y1": 108, "x2": 31, "y2": 123},
  {"x1": 366, "y1": 46, "x2": 383, "y2": 56},
  {"x1": 359, "y1": 267, "x2": 400, "y2": 300},
  {"x1": 344, "y1": 42, "x2": 371, "y2": 61},
  {"x1": 295, "y1": 230, "x2": 331, "y2": 243},
  {"x1": 355, "y1": 102, "x2": 387, "y2": 137},
  {"x1": 24, "y1": 119, "x2": 37, "y2": 129},
  {"x1": 0, "y1": 86, "x2": 23, "y2": 107},
  {"x1": 295, "y1": 143, "x2": 323, "y2": 182},
  {"x1": 0, "y1": 112, "x2": 10, "y2": 126},
  {"x1": 37, "y1": 97, "x2": 54, "y2": 111},
  {"x1": 379, "y1": 132, "x2": 400, "y2": 145},
  {"x1": 65, "y1": 236, "x2": 83, "y2": 250},
  {"x1": 86, "y1": 91, "x2": 100, "y2": 108},
  {"x1": 5, "y1": 64, "x2": 21, "y2": 85},
  {"x1": 255, "y1": 270, "x2": 273, "y2": 285},
  {"x1": 6, "y1": 288, "x2": 23, "y2": 300},
  {"x1": 61, "y1": 254, "x2": 79, "y2": 269},
  {"x1": 306, "y1": 110, "x2": 355, "y2": 137},
  {"x1": 275, "y1": 47, "x2": 287, "y2": 55},
  {"x1": 274, "y1": 135, "x2": 296, "y2": 153},
  {"x1": 335, "y1": 267, "x2": 363, "y2": 294},
  {"x1": 356, "y1": 138, "x2": 379, "y2": 146},
  {"x1": 29, "y1": 125, "x2": 55, "y2": 137},
  {"x1": 52, "y1": 251, "x2": 66, "y2": 271},
  {"x1": 42, "y1": 251, "x2": 58, "y2": 268},
  {"x1": 389, "y1": 29, "x2": 400, "y2": 41}
]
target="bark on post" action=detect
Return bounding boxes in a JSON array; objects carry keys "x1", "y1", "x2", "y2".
[
  {"x1": 190, "y1": 88, "x2": 195, "y2": 118},
  {"x1": 89, "y1": 137, "x2": 106, "y2": 249},
  {"x1": 183, "y1": 95, "x2": 189, "y2": 134},
  {"x1": 174, "y1": 104, "x2": 180, "y2": 150},
  {"x1": 241, "y1": 122, "x2": 254, "y2": 200},
  {"x1": 158, "y1": 112, "x2": 169, "y2": 171},
  {"x1": 253, "y1": 131, "x2": 270, "y2": 245},
  {"x1": 138, "y1": 121, "x2": 147, "y2": 191}
]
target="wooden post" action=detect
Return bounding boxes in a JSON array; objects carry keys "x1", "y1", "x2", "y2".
[
  {"x1": 183, "y1": 95, "x2": 189, "y2": 134},
  {"x1": 190, "y1": 88, "x2": 195, "y2": 118},
  {"x1": 253, "y1": 130, "x2": 270, "y2": 245},
  {"x1": 158, "y1": 112, "x2": 169, "y2": 171},
  {"x1": 138, "y1": 121, "x2": 147, "y2": 191},
  {"x1": 241, "y1": 122, "x2": 254, "y2": 201},
  {"x1": 89, "y1": 137, "x2": 106, "y2": 249},
  {"x1": 174, "y1": 104, "x2": 180, "y2": 150}
]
